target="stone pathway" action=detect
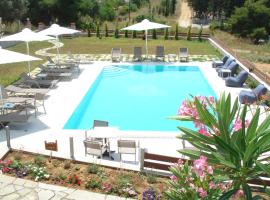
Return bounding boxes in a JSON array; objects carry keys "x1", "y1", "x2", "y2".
[{"x1": 0, "y1": 175, "x2": 134, "y2": 200}]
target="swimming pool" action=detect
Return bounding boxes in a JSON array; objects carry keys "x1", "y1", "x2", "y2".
[{"x1": 64, "y1": 64, "x2": 216, "y2": 131}]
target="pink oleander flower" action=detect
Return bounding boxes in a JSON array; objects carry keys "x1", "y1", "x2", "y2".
[
  {"x1": 207, "y1": 166, "x2": 213, "y2": 174},
  {"x1": 209, "y1": 96, "x2": 215, "y2": 104},
  {"x1": 193, "y1": 156, "x2": 208, "y2": 177},
  {"x1": 209, "y1": 181, "x2": 216, "y2": 189},
  {"x1": 174, "y1": 159, "x2": 183, "y2": 168},
  {"x1": 233, "y1": 189, "x2": 244, "y2": 199},
  {"x1": 198, "y1": 126, "x2": 211, "y2": 137},
  {"x1": 170, "y1": 175, "x2": 178, "y2": 182},
  {"x1": 233, "y1": 119, "x2": 250, "y2": 132},
  {"x1": 198, "y1": 187, "x2": 207, "y2": 198},
  {"x1": 219, "y1": 183, "x2": 227, "y2": 192}
]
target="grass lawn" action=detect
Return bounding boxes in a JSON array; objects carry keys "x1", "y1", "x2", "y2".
[
  {"x1": 50, "y1": 37, "x2": 220, "y2": 55},
  {"x1": 0, "y1": 37, "x2": 220, "y2": 86}
]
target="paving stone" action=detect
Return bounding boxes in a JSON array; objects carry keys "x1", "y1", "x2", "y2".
[
  {"x1": 24, "y1": 179, "x2": 38, "y2": 188},
  {"x1": 1, "y1": 193, "x2": 20, "y2": 200},
  {"x1": 0, "y1": 185, "x2": 16, "y2": 195},
  {"x1": 0, "y1": 175, "x2": 16, "y2": 184},
  {"x1": 50, "y1": 191, "x2": 68, "y2": 200},
  {"x1": 38, "y1": 189, "x2": 55, "y2": 200},
  {"x1": 13, "y1": 178, "x2": 26, "y2": 186},
  {"x1": 14, "y1": 185, "x2": 24, "y2": 191},
  {"x1": 66, "y1": 190, "x2": 106, "y2": 200},
  {"x1": 38, "y1": 182, "x2": 68, "y2": 192},
  {"x1": 17, "y1": 188, "x2": 32, "y2": 196},
  {"x1": 20, "y1": 191, "x2": 39, "y2": 200}
]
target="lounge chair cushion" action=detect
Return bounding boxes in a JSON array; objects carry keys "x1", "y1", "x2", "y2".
[
  {"x1": 239, "y1": 84, "x2": 267, "y2": 104},
  {"x1": 225, "y1": 71, "x2": 248, "y2": 87}
]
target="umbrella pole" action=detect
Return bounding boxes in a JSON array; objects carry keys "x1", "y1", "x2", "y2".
[
  {"x1": 26, "y1": 42, "x2": 31, "y2": 76},
  {"x1": 145, "y1": 29, "x2": 148, "y2": 59}
]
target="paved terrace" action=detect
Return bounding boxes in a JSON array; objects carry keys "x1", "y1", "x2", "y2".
[{"x1": 0, "y1": 175, "x2": 133, "y2": 200}]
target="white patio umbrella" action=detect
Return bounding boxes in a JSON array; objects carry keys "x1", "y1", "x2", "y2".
[
  {"x1": 121, "y1": 19, "x2": 170, "y2": 57},
  {"x1": 0, "y1": 28, "x2": 54, "y2": 74},
  {"x1": 0, "y1": 47, "x2": 41, "y2": 105},
  {"x1": 38, "y1": 24, "x2": 80, "y2": 61}
]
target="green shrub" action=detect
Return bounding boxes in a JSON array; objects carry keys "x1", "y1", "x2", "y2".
[
  {"x1": 146, "y1": 174, "x2": 157, "y2": 184},
  {"x1": 250, "y1": 27, "x2": 268, "y2": 44},
  {"x1": 116, "y1": 173, "x2": 132, "y2": 188},
  {"x1": 85, "y1": 179, "x2": 102, "y2": 189},
  {"x1": 96, "y1": 23, "x2": 100, "y2": 38},
  {"x1": 34, "y1": 155, "x2": 45, "y2": 167},
  {"x1": 246, "y1": 77, "x2": 259, "y2": 89},
  {"x1": 124, "y1": 23, "x2": 129, "y2": 38},
  {"x1": 87, "y1": 164, "x2": 100, "y2": 174},
  {"x1": 63, "y1": 160, "x2": 71, "y2": 169}
]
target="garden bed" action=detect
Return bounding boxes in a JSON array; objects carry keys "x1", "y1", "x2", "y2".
[{"x1": 0, "y1": 150, "x2": 168, "y2": 199}]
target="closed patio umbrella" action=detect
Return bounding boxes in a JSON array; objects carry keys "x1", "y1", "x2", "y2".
[
  {"x1": 121, "y1": 19, "x2": 170, "y2": 57},
  {"x1": 0, "y1": 28, "x2": 54, "y2": 74},
  {"x1": 38, "y1": 24, "x2": 80, "y2": 61}
]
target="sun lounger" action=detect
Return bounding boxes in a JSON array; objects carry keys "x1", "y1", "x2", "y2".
[
  {"x1": 20, "y1": 72, "x2": 58, "y2": 88},
  {"x1": 179, "y1": 47, "x2": 188, "y2": 62},
  {"x1": 1, "y1": 85, "x2": 33, "y2": 105},
  {"x1": 225, "y1": 71, "x2": 248, "y2": 87},
  {"x1": 155, "y1": 46, "x2": 165, "y2": 61},
  {"x1": 215, "y1": 57, "x2": 235, "y2": 71},
  {"x1": 133, "y1": 47, "x2": 142, "y2": 61},
  {"x1": 239, "y1": 84, "x2": 267, "y2": 104},
  {"x1": 37, "y1": 72, "x2": 72, "y2": 80},
  {"x1": 212, "y1": 55, "x2": 229, "y2": 68},
  {"x1": 5, "y1": 85, "x2": 49, "y2": 96},
  {"x1": 111, "y1": 48, "x2": 122, "y2": 62},
  {"x1": 217, "y1": 61, "x2": 239, "y2": 78},
  {"x1": 0, "y1": 110, "x2": 30, "y2": 127}
]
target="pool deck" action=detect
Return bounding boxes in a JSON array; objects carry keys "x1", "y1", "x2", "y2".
[{"x1": 0, "y1": 61, "x2": 257, "y2": 170}]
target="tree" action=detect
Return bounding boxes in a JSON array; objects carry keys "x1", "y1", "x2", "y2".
[
  {"x1": 164, "y1": 28, "x2": 169, "y2": 40},
  {"x1": 114, "y1": 25, "x2": 119, "y2": 38},
  {"x1": 175, "y1": 23, "x2": 179, "y2": 40},
  {"x1": 96, "y1": 22, "x2": 100, "y2": 38},
  {"x1": 187, "y1": 25, "x2": 192, "y2": 41},
  {"x1": 104, "y1": 23, "x2": 109, "y2": 37},
  {"x1": 132, "y1": 30, "x2": 137, "y2": 38},
  {"x1": 99, "y1": 0, "x2": 116, "y2": 22},
  {"x1": 152, "y1": 29, "x2": 157, "y2": 39},
  {"x1": 78, "y1": 0, "x2": 99, "y2": 19},
  {"x1": 79, "y1": 15, "x2": 95, "y2": 37},
  {"x1": 229, "y1": 0, "x2": 270, "y2": 41},
  {"x1": 0, "y1": 0, "x2": 29, "y2": 22},
  {"x1": 198, "y1": 25, "x2": 203, "y2": 41}
]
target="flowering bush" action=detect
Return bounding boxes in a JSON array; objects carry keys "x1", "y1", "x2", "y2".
[
  {"x1": 0, "y1": 160, "x2": 13, "y2": 174},
  {"x1": 165, "y1": 157, "x2": 230, "y2": 200},
  {"x1": 173, "y1": 93, "x2": 270, "y2": 199},
  {"x1": 142, "y1": 188, "x2": 161, "y2": 200},
  {"x1": 67, "y1": 174, "x2": 81, "y2": 186},
  {"x1": 102, "y1": 182, "x2": 113, "y2": 194},
  {"x1": 26, "y1": 164, "x2": 50, "y2": 181}
]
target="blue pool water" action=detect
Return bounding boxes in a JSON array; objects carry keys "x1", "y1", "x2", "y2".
[{"x1": 64, "y1": 65, "x2": 216, "y2": 131}]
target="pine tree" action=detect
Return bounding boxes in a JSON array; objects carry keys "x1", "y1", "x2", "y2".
[
  {"x1": 164, "y1": 28, "x2": 169, "y2": 40},
  {"x1": 187, "y1": 25, "x2": 192, "y2": 41},
  {"x1": 124, "y1": 23, "x2": 129, "y2": 38},
  {"x1": 198, "y1": 25, "x2": 203, "y2": 41},
  {"x1": 114, "y1": 26, "x2": 119, "y2": 38},
  {"x1": 105, "y1": 23, "x2": 109, "y2": 37},
  {"x1": 175, "y1": 23, "x2": 179, "y2": 40},
  {"x1": 152, "y1": 29, "x2": 157, "y2": 39},
  {"x1": 96, "y1": 23, "x2": 100, "y2": 38},
  {"x1": 132, "y1": 30, "x2": 137, "y2": 38}
]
